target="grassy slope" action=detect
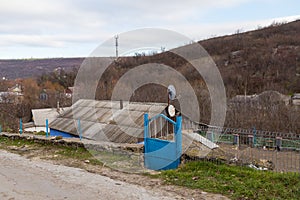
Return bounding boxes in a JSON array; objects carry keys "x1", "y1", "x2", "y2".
[
  {"x1": 157, "y1": 161, "x2": 300, "y2": 200},
  {"x1": 0, "y1": 135, "x2": 103, "y2": 166}
]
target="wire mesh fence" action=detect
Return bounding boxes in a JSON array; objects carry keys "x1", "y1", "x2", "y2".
[{"x1": 187, "y1": 126, "x2": 300, "y2": 173}]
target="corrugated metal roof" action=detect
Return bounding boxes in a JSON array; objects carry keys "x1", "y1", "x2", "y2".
[
  {"x1": 50, "y1": 99, "x2": 167, "y2": 143},
  {"x1": 32, "y1": 108, "x2": 62, "y2": 126}
]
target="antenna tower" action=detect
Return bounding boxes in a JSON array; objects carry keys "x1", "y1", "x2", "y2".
[{"x1": 115, "y1": 35, "x2": 119, "y2": 58}]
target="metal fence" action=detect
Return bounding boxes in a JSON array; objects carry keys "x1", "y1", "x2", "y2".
[
  {"x1": 194, "y1": 126, "x2": 300, "y2": 173},
  {"x1": 152, "y1": 115, "x2": 300, "y2": 173}
]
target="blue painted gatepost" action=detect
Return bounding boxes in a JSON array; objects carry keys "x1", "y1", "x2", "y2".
[{"x1": 144, "y1": 113, "x2": 182, "y2": 170}]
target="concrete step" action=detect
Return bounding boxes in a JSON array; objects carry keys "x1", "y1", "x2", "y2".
[{"x1": 182, "y1": 131, "x2": 219, "y2": 150}]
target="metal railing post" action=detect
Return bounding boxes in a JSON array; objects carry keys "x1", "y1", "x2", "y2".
[
  {"x1": 78, "y1": 119, "x2": 82, "y2": 140},
  {"x1": 175, "y1": 116, "x2": 182, "y2": 161},
  {"x1": 46, "y1": 119, "x2": 49, "y2": 138},
  {"x1": 19, "y1": 118, "x2": 22, "y2": 135}
]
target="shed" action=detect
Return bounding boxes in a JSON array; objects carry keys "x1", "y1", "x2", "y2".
[{"x1": 49, "y1": 99, "x2": 168, "y2": 142}]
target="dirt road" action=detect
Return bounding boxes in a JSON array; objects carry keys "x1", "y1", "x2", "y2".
[{"x1": 0, "y1": 150, "x2": 179, "y2": 200}]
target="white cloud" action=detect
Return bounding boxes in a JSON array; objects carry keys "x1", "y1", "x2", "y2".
[
  {"x1": 0, "y1": 0, "x2": 254, "y2": 32},
  {"x1": 0, "y1": 0, "x2": 298, "y2": 58}
]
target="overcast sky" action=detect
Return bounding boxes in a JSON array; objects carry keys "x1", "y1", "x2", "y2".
[{"x1": 0, "y1": 0, "x2": 299, "y2": 59}]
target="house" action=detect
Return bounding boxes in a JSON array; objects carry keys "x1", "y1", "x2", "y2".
[
  {"x1": 0, "y1": 92, "x2": 14, "y2": 103},
  {"x1": 8, "y1": 84, "x2": 22, "y2": 94},
  {"x1": 291, "y1": 93, "x2": 300, "y2": 106},
  {"x1": 229, "y1": 94, "x2": 259, "y2": 107},
  {"x1": 0, "y1": 84, "x2": 23, "y2": 103},
  {"x1": 39, "y1": 89, "x2": 49, "y2": 101},
  {"x1": 229, "y1": 91, "x2": 291, "y2": 108}
]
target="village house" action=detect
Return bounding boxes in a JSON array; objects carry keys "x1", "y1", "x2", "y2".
[
  {"x1": 0, "y1": 84, "x2": 23, "y2": 103},
  {"x1": 291, "y1": 93, "x2": 300, "y2": 106}
]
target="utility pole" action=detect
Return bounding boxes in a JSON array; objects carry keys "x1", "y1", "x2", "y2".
[{"x1": 115, "y1": 35, "x2": 119, "y2": 58}]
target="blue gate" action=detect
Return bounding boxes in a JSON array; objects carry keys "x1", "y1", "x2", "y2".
[{"x1": 144, "y1": 113, "x2": 182, "y2": 170}]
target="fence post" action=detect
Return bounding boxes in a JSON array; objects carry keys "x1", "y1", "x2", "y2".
[
  {"x1": 248, "y1": 135, "x2": 254, "y2": 147},
  {"x1": 175, "y1": 116, "x2": 182, "y2": 163},
  {"x1": 276, "y1": 137, "x2": 282, "y2": 151},
  {"x1": 144, "y1": 113, "x2": 149, "y2": 163},
  {"x1": 253, "y1": 127, "x2": 257, "y2": 146},
  {"x1": 207, "y1": 131, "x2": 214, "y2": 143},
  {"x1": 46, "y1": 119, "x2": 49, "y2": 138},
  {"x1": 233, "y1": 134, "x2": 239, "y2": 145},
  {"x1": 19, "y1": 118, "x2": 22, "y2": 135},
  {"x1": 144, "y1": 113, "x2": 149, "y2": 139},
  {"x1": 78, "y1": 119, "x2": 82, "y2": 140}
]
